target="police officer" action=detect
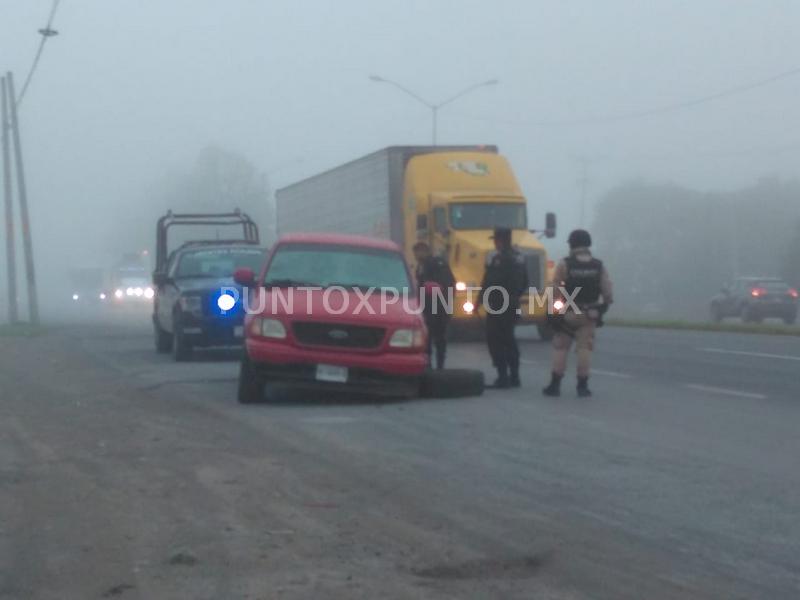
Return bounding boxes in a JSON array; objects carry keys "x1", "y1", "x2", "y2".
[
  {"x1": 413, "y1": 241, "x2": 456, "y2": 370},
  {"x1": 543, "y1": 229, "x2": 613, "y2": 397},
  {"x1": 480, "y1": 227, "x2": 529, "y2": 388}
]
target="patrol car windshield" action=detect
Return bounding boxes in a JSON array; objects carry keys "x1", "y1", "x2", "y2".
[
  {"x1": 175, "y1": 247, "x2": 265, "y2": 279},
  {"x1": 449, "y1": 202, "x2": 527, "y2": 230},
  {"x1": 264, "y1": 243, "x2": 411, "y2": 290}
]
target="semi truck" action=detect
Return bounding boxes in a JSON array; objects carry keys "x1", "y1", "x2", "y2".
[{"x1": 276, "y1": 145, "x2": 556, "y2": 337}]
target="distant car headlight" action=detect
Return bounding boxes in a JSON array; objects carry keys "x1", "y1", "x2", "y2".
[
  {"x1": 389, "y1": 328, "x2": 424, "y2": 348},
  {"x1": 217, "y1": 293, "x2": 236, "y2": 312},
  {"x1": 134, "y1": 287, "x2": 144, "y2": 297},
  {"x1": 126, "y1": 287, "x2": 134, "y2": 296},
  {"x1": 144, "y1": 287, "x2": 155, "y2": 299},
  {"x1": 114, "y1": 289, "x2": 124, "y2": 299},
  {"x1": 259, "y1": 318, "x2": 286, "y2": 339},
  {"x1": 72, "y1": 293, "x2": 79, "y2": 301},
  {"x1": 99, "y1": 293, "x2": 107, "y2": 300},
  {"x1": 179, "y1": 295, "x2": 203, "y2": 314}
]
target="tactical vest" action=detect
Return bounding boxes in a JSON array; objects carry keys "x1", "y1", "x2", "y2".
[{"x1": 564, "y1": 256, "x2": 603, "y2": 305}]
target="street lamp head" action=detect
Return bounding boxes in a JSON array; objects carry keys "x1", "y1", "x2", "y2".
[
  {"x1": 484, "y1": 79, "x2": 499, "y2": 86},
  {"x1": 368, "y1": 75, "x2": 385, "y2": 83}
]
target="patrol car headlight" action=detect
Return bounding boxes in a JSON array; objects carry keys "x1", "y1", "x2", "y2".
[
  {"x1": 217, "y1": 293, "x2": 236, "y2": 312},
  {"x1": 259, "y1": 318, "x2": 286, "y2": 339},
  {"x1": 389, "y1": 328, "x2": 424, "y2": 348},
  {"x1": 455, "y1": 281, "x2": 467, "y2": 292},
  {"x1": 144, "y1": 287, "x2": 155, "y2": 299},
  {"x1": 179, "y1": 295, "x2": 203, "y2": 315}
]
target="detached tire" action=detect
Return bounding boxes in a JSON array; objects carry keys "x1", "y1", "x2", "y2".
[
  {"x1": 238, "y1": 356, "x2": 264, "y2": 404},
  {"x1": 420, "y1": 368, "x2": 485, "y2": 399}
]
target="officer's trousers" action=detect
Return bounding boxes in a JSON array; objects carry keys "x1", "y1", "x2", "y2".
[
  {"x1": 424, "y1": 313, "x2": 449, "y2": 369},
  {"x1": 486, "y1": 311, "x2": 519, "y2": 375}
]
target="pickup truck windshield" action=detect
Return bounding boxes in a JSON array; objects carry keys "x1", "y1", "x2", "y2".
[
  {"x1": 175, "y1": 247, "x2": 265, "y2": 279},
  {"x1": 265, "y1": 243, "x2": 411, "y2": 290},
  {"x1": 449, "y1": 202, "x2": 527, "y2": 230}
]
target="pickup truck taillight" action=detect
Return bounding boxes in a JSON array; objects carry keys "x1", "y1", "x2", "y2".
[
  {"x1": 789, "y1": 288, "x2": 799, "y2": 299},
  {"x1": 750, "y1": 287, "x2": 767, "y2": 297}
]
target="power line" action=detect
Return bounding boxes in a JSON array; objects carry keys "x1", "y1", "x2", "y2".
[
  {"x1": 451, "y1": 64, "x2": 800, "y2": 128},
  {"x1": 16, "y1": 0, "x2": 62, "y2": 107}
]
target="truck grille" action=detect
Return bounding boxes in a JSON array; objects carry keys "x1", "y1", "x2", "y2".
[
  {"x1": 522, "y1": 252, "x2": 543, "y2": 289},
  {"x1": 292, "y1": 322, "x2": 386, "y2": 349}
]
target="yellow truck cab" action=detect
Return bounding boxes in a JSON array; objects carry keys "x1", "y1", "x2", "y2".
[
  {"x1": 403, "y1": 151, "x2": 555, "y2": 329},
  {"x1": 276, "y1": 145, "x2": 556, "y2": 337}
]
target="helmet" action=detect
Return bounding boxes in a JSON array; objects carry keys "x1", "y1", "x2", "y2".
[{"x1": 568, "y1": 229, "x2": 592, "y2": 249}]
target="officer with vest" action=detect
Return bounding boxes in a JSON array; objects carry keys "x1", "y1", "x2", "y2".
[
  {"x1": 543, "y1": 229, "x2": 613, "y2": 397},
  {"x1": 480, "y1": 227, "x2": 529, "y2": 388},
  {"x1": 413, "y1": 241, "x2": 456, "y2": 369}
]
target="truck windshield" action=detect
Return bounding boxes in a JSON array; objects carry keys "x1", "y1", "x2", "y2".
[
  {"x1": 449, "y1": 202, "x2": 527, "y2": 230},
  {"x1": 265, "y1": 243, "x2": 411, "y2": 291},
  {"x1": 175, "y1": 247, "x2": 265, "y2": 279}
]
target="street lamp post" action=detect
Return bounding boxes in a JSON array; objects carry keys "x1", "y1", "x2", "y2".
[{"x1": 369, "y1": 75, "x2": 498, "y2": 145}]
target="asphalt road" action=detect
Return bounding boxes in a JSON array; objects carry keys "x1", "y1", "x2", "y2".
[{"x1": 1, "y1": 314, "x2": 799, "y2": 599}]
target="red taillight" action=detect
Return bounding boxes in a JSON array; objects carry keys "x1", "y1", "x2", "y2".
[
  {"x1": 751, "y1": 287, "x2": 767, "y2": 297},
  {"x1": 789, "y1": 288, "x2": 799, "y2": 299}
]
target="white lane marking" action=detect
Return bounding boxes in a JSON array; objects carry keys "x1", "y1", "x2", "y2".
[
  {"x1": 591, "y1": 369, "x2": 633, "y2": 379},
  {"x1": 685, "y1": 384, "x2": 766, "y2": 400},
  {"x1": 520, "y1": 359, "x2": 632, "y2": 379},
  {"x1": 698, "y1": 347, "x2": 800, "y2": 362}
]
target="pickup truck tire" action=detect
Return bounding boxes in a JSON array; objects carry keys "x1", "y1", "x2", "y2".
[
  {"x1": 420, "y1": 368, "x2": 485, "y2": 399},
  {"x1": 537, "y1": 322, "x2": 555, "y2": 341},
  {"x1": 172, "y1": 311, "x2": 193, "y2": 362},
  {"x1": 154, "y1": 321, "x2": 173, "y2": 353},
  {"x1": 237, "y1": 356, "x2": 264, "y2": 404}
]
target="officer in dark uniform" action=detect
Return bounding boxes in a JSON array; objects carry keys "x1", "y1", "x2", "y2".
[
  {"x1": 480, "y1": 227, "x2": 529, "y2": 388},
  {"x1": 413, "y1": 241, "x2": 456, "y2": 369},
  {"x1": 543, "y1": 229, "x2": 613, "y2": 397}
]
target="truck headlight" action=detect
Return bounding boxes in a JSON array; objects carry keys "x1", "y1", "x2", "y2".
[
  {"x1": 259, "y1": 318, "x2": 287, "y2": 339},
  {"x1": 455, "y1": 281, "x2": 467, "y2": 292},
  {"x1": 389, "y1": 328, "x2": 424, "y2": 348},
  {"x1": 179, "y1": 295, "x2": 203, "y2": 315}
]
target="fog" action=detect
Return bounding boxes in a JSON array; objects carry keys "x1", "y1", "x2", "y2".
[{"x1": 2, "y1": 0, "x2": 800, "y2": 320}]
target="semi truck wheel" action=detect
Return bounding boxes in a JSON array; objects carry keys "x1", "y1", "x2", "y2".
[{"x1": 420, "y1": 368, "x2": 485, "y2": 399}]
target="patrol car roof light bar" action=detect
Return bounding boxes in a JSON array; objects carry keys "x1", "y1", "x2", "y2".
[{"x1": 154, "y1": 209, "x2": 260, "y2": 275}]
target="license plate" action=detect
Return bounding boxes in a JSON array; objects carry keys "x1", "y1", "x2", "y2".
[
  {"x1": 234, "y1": 325, "x2": 244, "y2": 338},
  {"x1": 316, "y1": 364, "x2": 348, "y2": 383}
]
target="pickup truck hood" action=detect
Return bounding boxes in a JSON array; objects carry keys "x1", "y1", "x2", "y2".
[
  {"x1": 255, "y1": 287, "x2": 423, "y2": 328},
  {"x1": 174, "y1": 277, "x2": 236, "y2": 293}
]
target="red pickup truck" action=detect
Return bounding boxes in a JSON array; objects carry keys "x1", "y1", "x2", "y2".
[{"x1": 234, "y1": 233, "x2": 428, "y2": 403}]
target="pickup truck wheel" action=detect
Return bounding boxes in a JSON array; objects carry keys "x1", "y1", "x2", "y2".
[
  {"x1": 710, "y1": 305, "x2": 723, "y2": 323},
  {"x1": 536, "y1": 322, "x2": 555, "y2": 341},
  {"x1": 172, "y1": 312, "x2": 193, "y2": 361},
  {"x1": 237, "y1": 356, "x2": 264, "y2": 404},
  {"x1": 154, "y1": 321, "x2": 173, "y2": 353},
  {"x1": 783, "y1": 314, "x2": 797, "y2": 325},
  {"x1": 420, "y1": 368, "x2": 485, "y2": 399}
]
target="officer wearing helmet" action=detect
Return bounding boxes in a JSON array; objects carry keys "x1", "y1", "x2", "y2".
[
  {"x1": 413, "y1": 241, "x2": 455, "y2": 369},
  {"x1": 480, "y1": 227, "x2": 529, "y2": 388},
  {"x1": 543, "y1": 229, "x2": 613, "y2": 397}
]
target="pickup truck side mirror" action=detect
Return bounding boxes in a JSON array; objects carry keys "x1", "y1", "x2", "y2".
[
  {"x1": 234, "y1": 267, "x2": 255, "y2": 287},
  {"x1": 544, "y1": 212, "x2": 557, "y2": 239}
]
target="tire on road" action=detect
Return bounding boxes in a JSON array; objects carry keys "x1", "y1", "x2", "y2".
[
  {"x1": 154, "y1": 321, "x2": 173, "y2": 353},
  {"x1": 420, "y1": 368, "x2": 485, "y2": 399},
  {"x1": 237, "y1": 356, "x2": 264, "y2": 404}
]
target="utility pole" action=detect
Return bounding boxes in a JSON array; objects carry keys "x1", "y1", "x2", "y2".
[
  {"x1": 1, "y1": 76, "x2": 19, "y2": 323},
  {"x1": 6, "y1": 72, "x2": 39, "y2": 325}
]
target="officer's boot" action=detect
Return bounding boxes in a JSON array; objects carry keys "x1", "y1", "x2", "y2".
[
  {"x1": 542, "y1": 372, "x2": 563, "y2": 397},
  {"x1": 577, "y1": 376, "x2": 592, "y2": 398},
  {"x1": 493, "y1": 367, "x2": 510, "y2": 389},
  {"x1": 509, "y1": 365, "x2": 521, "y2": 388},
  {"x1": 436, "y1": 346, "x2": 446, "y2": 371}
]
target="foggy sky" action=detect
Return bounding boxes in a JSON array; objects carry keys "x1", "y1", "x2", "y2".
[{"x1": 2, "y1": 0, "x2": 800, "y2": 267}]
